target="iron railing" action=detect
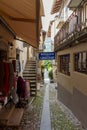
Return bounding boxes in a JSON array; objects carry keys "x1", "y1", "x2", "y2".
[{"x1": 54, "y1": 1, "x2": 87, "y2": 51}]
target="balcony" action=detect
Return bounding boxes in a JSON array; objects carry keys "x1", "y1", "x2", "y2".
[
  {"x1": 54, "y1": 1, "x2": 87, "y2": 52},
  {"x1": 68, "y1": 0, "x2": 82, "y2": 9}
]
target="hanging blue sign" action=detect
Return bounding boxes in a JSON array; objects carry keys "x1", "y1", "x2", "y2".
[{"x1": 38, "y1": 52, "x2": 55, "y2": 60}]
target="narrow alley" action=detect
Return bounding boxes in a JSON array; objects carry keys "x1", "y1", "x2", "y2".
[
  {"x1": 1, "y1": 81, "x2": 83, "y2": 130},
  {"x1": 19, "y1": 82, "x2": 85, "y2": 130},
  {"x1": 0, "y1": 0, "x2": 87, "y2": 130}
]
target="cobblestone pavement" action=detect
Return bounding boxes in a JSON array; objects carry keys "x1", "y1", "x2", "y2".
[
  {"x1": 20, "y1": 82, "x2": 86, "y2": 130},
  {"x1": 1, "y1": 82, "x2": 87, "y2": 130},
  {"x1": 49, "y1": 83, "x2": 85, "y2": 130},
  {"x1": 20, "y1": 86, "x2": 45, "y2": 130},
  {"x1": 0, "y1": 86, "x2": 44, "y2": 130}
]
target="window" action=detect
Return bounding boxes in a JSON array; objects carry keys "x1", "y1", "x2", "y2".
[
  {"x1": 81, "y1": 2, "x2": 87, "y2": 28},
  {"x1": 85, "y1": 4, "x2": 87, "y2": 19},
  {"x1": 74, "y1": 52, "x2": 87, "y2": 74},
  {"x1": 60, "y1": 54, "x2": 70, "y2": 76}
]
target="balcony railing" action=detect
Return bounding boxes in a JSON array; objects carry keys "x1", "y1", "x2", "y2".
[{"x1": 54, "y1": 1, "x2": 87, "y2": 51}]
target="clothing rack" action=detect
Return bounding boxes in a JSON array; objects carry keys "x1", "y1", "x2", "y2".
[{"x1": 0, "y1": 61, "x2": 15, "y2": 109}]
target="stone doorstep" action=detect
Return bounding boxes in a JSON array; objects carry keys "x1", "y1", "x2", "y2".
[
  {"x1": 7, "y1": 108, "x2": 24, "y2": 127},
  {"x1": 0, "y1": 105, "x2": 15, "y2": 125},
  {"x1": 6, "y1": 96, "x2": 35, "y2": 127},
  {"x1": 0, "y1": 106, "x2": 24, "y2": 127}
]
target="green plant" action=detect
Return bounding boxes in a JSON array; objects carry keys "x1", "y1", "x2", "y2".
[{"x1": 49, "y1": 69, "x2": 53, "y2": 79}]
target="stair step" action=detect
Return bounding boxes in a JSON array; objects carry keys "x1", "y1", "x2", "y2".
[
  {"x1": 23, "y1": 73, "x2": 36, "y2": 77},
  {"x1": 26, "y1": 64, "x2": 36, "y2": 66},
  {"x1": 30, "y1": 88, "x2": 37, "y2": 92},
  {"x1": 30, "y1": 85, "x2": 36, "y2": 88},
  {"x1": 30, "y1": 84, "x2": 36, "y2": 87},
  {"x1": 24, "y1": 69, "x2": 36, "y2": 72},
  {"x1": 23, "y1": 60, "x2": 37, "y2": 97},
  {"x1": 27, "y1": 61, "x2": 36, "y2": 63},
  {"x1": 30, "y1": 85, "x2": 37, "y2": 88},
  {"x1": 24, "y1": 71, "x2": 36, "y2": 73},
  {"x1": 30, "y1": 87, "x2": 37, "y2": 90},
  {"x1": 30, "y1": 80, "x2": 36, "y2": 83},
  {"x1": 30, "y1": 92, "x2": 37, "y2": 96},
  {"x1": 23, "y1": 76, "x2": 36, "y2": 79},
  {"x1": 25, "y1": 67, "x2": 36, "y2": 68},
  {"x1": 26, "y1": 65, "x2": 36, "y2": 68},
  {"x1": 30, "y1": 89, "x2": 37, "y2": 91},
  {"x1": 25, "y1": 68, "x2": 36, "y2": 70},
  {"x1": 24, "y1": 68, "x2": 36, "y2": 71},
  {"x1": 23, "y1": 73, "x2": 36, "y2": 76},
  {"x1": 23, "y1": 70, "x2": 36, "y2": 73},
  {"x1": 26, "y1": 63, "x2": 36, "y2": 66},
  {"x1": 23, "y1": 74, "x2": 36, "y2": 76},
  {"x1": 23, "y1": 75, "x2": 36, "y2": 77},
  {"x1": 24, "y1": 77, "x2": 36, "y2": 80},
  {"x1": 7, "y1": 108, "x2": 24, "y2": 126}
]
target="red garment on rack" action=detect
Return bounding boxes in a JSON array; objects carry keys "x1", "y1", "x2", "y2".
[
  {"x1": 3, "y1": 62, "x2": 9, "y2": 96},
  {"x1": 8, "y1": 63, "x2": 14, "y2": 90},
  {"x1": 17, "y1": 76, "x2": 26, "y2": 98},
  {"x1": 0, "y1": 62, "x2": 5, "y2": 92}
]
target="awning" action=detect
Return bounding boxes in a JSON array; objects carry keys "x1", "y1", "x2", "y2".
[
  {"x1": 51, "y1": 0, "x2": 62, "y2": 14},
  {"x1": 0, "y1": 0, "x2": 44, "y2": 48}
]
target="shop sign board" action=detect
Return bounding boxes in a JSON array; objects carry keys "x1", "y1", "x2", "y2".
[{"x1": 38, "y1": 52, "x2": 55, "y2": 60}]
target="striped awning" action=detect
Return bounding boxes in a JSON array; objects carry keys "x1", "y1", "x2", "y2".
[{"x1": 0, "y1": 0, "x2": 44, "y2": 48}]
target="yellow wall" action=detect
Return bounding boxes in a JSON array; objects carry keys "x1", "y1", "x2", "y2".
[{"x1": 57, "y1": 42, "x2": 87, "y2": 96}]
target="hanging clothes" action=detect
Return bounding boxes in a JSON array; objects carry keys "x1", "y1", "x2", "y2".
[
  {"x1": 17, "y1": 76, "x2": 26, "y2": 98},
  {"x1": 17, "y1": 76, "x2": 23, "y2": 98},
  {"x1": 12, "y1": 60, "x2": 16, "y2": 72},
  {"x1": 0, "y1": 61, "x2": 16, "y2": 107},
  {"x1": 8, "y1": 62, "x2": 14, "y2": 92},
  {"x1": 3, "y1": 62, "x2": 9, "y2": 96},
  {"x1": 0, "y1": 62, "x2": 5, "y2": 92}
]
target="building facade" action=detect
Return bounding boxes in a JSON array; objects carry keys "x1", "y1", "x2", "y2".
[{"x1": 52, "y1": 0, "x2": 87, "y2": 128}]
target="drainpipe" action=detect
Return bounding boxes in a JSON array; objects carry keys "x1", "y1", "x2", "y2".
[{"x1": 27, "y1": 46, "x2": 29, "y2": 60}]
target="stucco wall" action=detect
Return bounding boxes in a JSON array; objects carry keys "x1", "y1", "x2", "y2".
[
  {"x1": 57, "y1": 42, "x2": 87, "y2": 96},
  {"x1": 57, "y1": 42, "x2": 87, "y2": 128}
]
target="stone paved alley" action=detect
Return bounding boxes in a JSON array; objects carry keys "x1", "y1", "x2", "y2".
[{"x1": 1, "y1": 82, "x2": 86, "y2": 130}]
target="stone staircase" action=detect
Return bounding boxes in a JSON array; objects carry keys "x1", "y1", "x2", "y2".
[{"x1": 23, "y1": 60, "x2": 37, "y2": 96}]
